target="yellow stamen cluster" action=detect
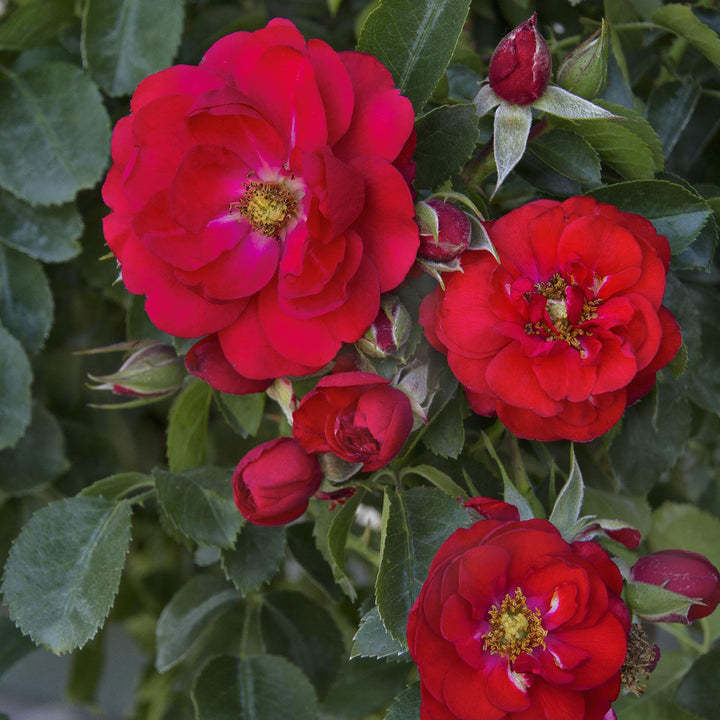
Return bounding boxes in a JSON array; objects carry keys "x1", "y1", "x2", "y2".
[
  {"x1": 524, "y1": 273, "x2": 599, "y2": 350},
  {"x1": 230, "y1": 181, "x2": 297, "y2": 237},
  {"x1": 483, "y1": 588, "x2": 547, "y2": 663}
]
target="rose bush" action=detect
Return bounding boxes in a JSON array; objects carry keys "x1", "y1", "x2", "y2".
[
  {"x1": 102, "y1": 18, "x2": 418, "y2": 387},
  {"x1": 232, "y1": 437, "x2": 323, "y2": 526},
  {"x1": 293, "y1": 370, "x2": 413, "y2": 471},
  {"x1": 407, "y1": 518, "x2": 630, "y2": 720},
  {"x1": 420, "y1": 196, "x2": 681, "y2": 442}
]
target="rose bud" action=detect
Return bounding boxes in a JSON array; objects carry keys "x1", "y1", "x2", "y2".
[
  {"x1": 465, "y1": 496, "x2": 520, "y2": 521},
  {"x1": 86, "y1": 339, "x2": 183, "y2": 400},
  {"x1": 488, "y1": 13, "x2": 552, "y2": 105},
  {"x1": 416, "y1": 200, "x2": 471, "y2": 262},
  {"x1": 630, "y1": 549, "x2": 720, "y2": 623},
  {"x1": 232, "y1": 437, "x2": 323, "y2": 526},
  {"x1": 557, "y1": 21, "x2": 609, "y2": 100},
  {"x1": 356, "y1": 295, "x2": 411, "y2": 358}
]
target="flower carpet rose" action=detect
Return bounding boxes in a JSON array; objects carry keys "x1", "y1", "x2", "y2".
[
  {"x1": 407, "y1": 519, "x2": 630, "y2": 720},
  {"x1": 102, "y1": 18, "x2": 418, "y2": 387},
  {"x1": 420, "y1": 196, "x2": 681, "y2": 442},
  {"x1": 631, "y1": 550, "x2": 720, "y2": 623},
  {"x1": 293, "y1": 371, "x2": 413, "y2": 471},
  {"x1": 232, "y1": 437, "x2": 322, "y2": 526}
]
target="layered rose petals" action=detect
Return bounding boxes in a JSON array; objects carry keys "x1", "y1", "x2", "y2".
[
  {"x1": 407, "y1": 519, "x2": 630, "y2": 720},
  {"x1": 103, "y1": 18, "x2": 418, "y2": 389},
  {"x1": 420, "y1": 197, "x2": 681, "y2": 442}
]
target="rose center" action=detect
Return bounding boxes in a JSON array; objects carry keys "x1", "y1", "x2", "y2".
[
  {"x1": 524, "y1": 273, "x2": 599, "y2": 351},
  {"x1": 483, "y1": 588, "x2": 547, "y2": 662},
  {"x1": 231, "y1": 181, "x2": 298, "y2": 237}
]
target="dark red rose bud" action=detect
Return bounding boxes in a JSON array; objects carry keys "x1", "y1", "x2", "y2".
[
  {"x1": 417, "y1": 200, "x2": 471, "y2": 262},
  {"x1": 356, "y1": 295, "x2": 411, "y2": 358},
  {"x1": 488, "y1": 13, "x2": 552, "y2": 105},
  {"x1": 631, "y1": 549, "x2": 720, "y2": 623},
  {"x1": 232, "y1": 437, "x2": 323, "y2": 526}
]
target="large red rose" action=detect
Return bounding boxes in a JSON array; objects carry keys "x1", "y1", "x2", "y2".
[
  {"x1": 103, "y1": 19, "x2": 418, "y2": 386},
  {"x1": 292, "y1": 371, "x2": 413, "y2": 471},
  {"x1": 420, "y1": 197, "x2": 681, "y2": 442},
  {"x1": 407, "y1": 519, "x2": 630, "y2": 720}
]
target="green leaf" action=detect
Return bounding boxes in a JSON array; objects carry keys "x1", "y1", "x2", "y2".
[
  {"x1": 647, "y1": 81, "x2": 702, "y2": 158},
  {"x1": 214, "y1": 391, "x2": 266, "y2": 438},
  {"x1": 421, "y1": 389, "x2": 466, "y2": 460},
  {"x1": 676, "y1": 647, "x2": 720, "y2": 720},
  {"x1": 582, "y1": 487, "x2": 651, "y2": 538},
  {"x1": 625, "y1": 581, "x2": 694, "y2": 621},
  {"x1": 493, "y1": 102, "x2": 532, "y2": 193},
  {"x1": 688, "y1": 319, "x2": 720, "y2": 415},
  {"x1": 358, "y1": 0, "x2": 472, "y2": 113},
  {"x1": 66, "y1": 633, "x2": 104, "y2": 705},
  {"x1": 376, "y1": 486, "x2": 470, "y2": 644},
  {"x1": 588, "y1": 180, "x2": 713, "y2": 254},
  {"x1": 80, "y1": 472, "x2": 152, "y2": 501},
  {"x1": 548, "y1": 446, "x2": 584, "y2": 538},
  {"x1": 609, "y1": 379, "x2": 691, "y2": 495},
  {"x1": 402, "y1": 464, "x2": 467, "y2": 501},
  {"x1": 193, "y1": 654, "x2": 319, "y2": 720},
  {"x1": 0, "y1": 245, "x2": 53, "y2": 354},
  {"x1": 0, "y1": 0, "x2": 75, "y2": 51},
  {"x1": 528, "y1": 129, "x2": 601, "y2": 186},
  {"x1": 648, "y1": 502, "x2": 720, "y2": 571},
  {"x1": 260, "y1": 590, "x2": 345, "y2": 698},
  {"x1": 0, "y1": 191, "x2": 82, "y2": 262},
  {"x1": 310, "y1": 489, "x2": 366, "y2": 601},
  {"x1": 0, "y1": 326, "x2": 32, "y2": 451},
  {"x1": 414, "y1": 104, "x2": 478, "y2": 189},
  {"x1": 0, "y1": 62, "x2": 110, "y2": 205},
  {"x1": 0, "y1": 402, "x2": 69, "y2": 495},
  {"x1": 1, "y1": 496, "x2": 132, "y2": 653},
  {"x1": 221, "y1": 524, "x2": 287, "y2": 595},
  {"x1": 286, "y1": 523, "x2": 343, "y2": 601},
  {"x1": 0, "y1": 616, "x2": 36, "y2": 679},
  {"x1": 351, "y1": 606, "x2": 408, "y2": 660},
  {"x1": 155, "y1": 575, "x2": 241, "y2": 673},
  {"x1": 166, "y1": 379, "x2": 213, "y2": 473},
  {"x1": 653, "y1": 4, "x2": 720, "y2": 69},
  {"x1": 154, "y1": 466, "x2": 242, "y2": 549},
  {"x1": 385, "y1": 683, "x2": 421, "y2": 720},
  {"x1": 82, "y1": 0, "x2": 185, "y2": 97}
]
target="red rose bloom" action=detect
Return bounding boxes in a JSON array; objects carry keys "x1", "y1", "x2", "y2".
[
  {"x1": 292, "y1": 371, "x2": 413, "y2": 471},
  {"x1": 407, "y1": 519, "x2": 630, "y2": 720},
  {"x1": 232, "y1": 437, "x2": 323, "y2": 526},
  {"x1": 420, "y1": 197, "x2": 681, "y2": 442},
  {"x1": 103, "y1": 19, "x2": 418, "y2": 387}
]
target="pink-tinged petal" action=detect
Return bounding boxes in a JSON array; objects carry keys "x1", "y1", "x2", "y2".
[
  {"x1": 307, "y1": 39, "x2": 354, "y2": 145},
  {"x1": 533, "y1": 680, "x2": 585, "y2": 720},
  {"x1": 486, "y1": 661, "x2": 532, "y2": 712},
  {"x1": 334, "y1": 51, "x2": 415, "y2": 163},
  {"x1": 103, "y1": 163, "x2": 134, "y2": 215},
  {"x1": 413, "y1": 611, "x2": 457, "y2": 698},
  {"x1": 588, "y1": 334, "x2": 638, "y2": 396},
  {"x1": 494, "y1": 401, "x2": 565, "y2": 441},
  {"x1": 486, "y1": 344, "x2": 563, "y2": 416},
  {"x1": 349, "y1": 156, "x2": 418, "y2": 291},
  {"x1": 546, "y1": 392, "x2": 626, "y2": 443},
  {"x1": 457, "y1": 545, "x2": 510, "y2": 613},
  {"x1": 617, "y1": 294, "x2": 663, "y2": 371},
  {"x1": 443, "y1": 660, "x2": 506, "y2": 720},
  {"x1": 103, "y1": 213, "x2": 133, "y2": 260},
  {"x1": 419, "y1": 289, "x2": 448, "y2": 353},
  {"x1": 185, "y1": 335, "x2": 271, "y2": 394},
  {"x1": 303, "y1": 148, "x2": 366, "y2": 235},
  {"x1": 170, "y1": 145, "x2": 250, "y2": 233},
  {"x1": 121, "y1": 239, "x2": 245, "y2": 337},
  {"x1": 176, "y1": 229, "x2": 280, "y2": 300},
  {"x1": 247, "y1": 45, "x2": 327, "y2": 152},
  {"x1": 439, "y1": 593, "x2": 479, "y2": 644},
  {"x1": 130, "y1": 65, "x2": 225, "y2": 112},
  {"x1": 110, "y1": 115, "x2": 134, "y2": 165},
  {"x1": 201, "y1": 31, "x2": 251, "y2": 82},
  {"x1": 465, "y1": 387, "x2": 498, "y2": 417},
  {"x1": 527, "y1": 205, "x2": 568, "y2": 280},
  {"x1": 420, "y1": 683, "x2": 461, "y2": 720},
  {"x1": 219, "y1": 298, "x2": 323, "y2": 379}
]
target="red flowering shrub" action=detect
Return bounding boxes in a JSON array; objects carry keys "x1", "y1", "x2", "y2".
[
  {"x1": 103, "y1": 18, "x2": 418, "y2": 386},
  {"x1": 293, "y1": 371, "x2": 413, "y2": 471},
  {"x1": 420, "y1": 197, "x2": 681, "y2": 442},
  {"x1": 407, "y1": 519, "x2": 630, "y2": 720},
  {"x1": 232, "y1": 437, "x2": 322, "y2": 526}
]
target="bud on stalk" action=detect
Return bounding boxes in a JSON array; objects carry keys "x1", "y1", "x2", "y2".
[
  {"x1": 557, "y1": 21, "x2": 609, "y2": 100},
  {"x1": 356, "y1": 295, "x2": 411, "y2": 359},
  {"x1": 417, "y1": 199, "x2": 471, "y2": 262},
  {"x1": 488, "y1": 13, "x2": 552, "y2": 105}
]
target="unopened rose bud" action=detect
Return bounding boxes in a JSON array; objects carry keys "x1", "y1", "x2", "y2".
[
  {"x1": 356, "y1": 295, "x2": 411, "y2": 359},
  {"x1": 417, "y1": 200, "x2": 471, "y2": 262},
  {"x1": 557, "y1": 21, "x2": 609, "y2": 100},
  {"x1": 630, "y1": 549, "x2": 720, "y2": 623},
  {"x1": 488, "y1": 13, "x2": 552, "y2": 105},
  {"x1": 86, "y1": 339, "x2": 183, "y2": 401}
]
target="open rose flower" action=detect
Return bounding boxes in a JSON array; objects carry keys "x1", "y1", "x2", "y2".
[
  {"x1": 293, "y1": 371, "x2": 413, "y2": 471},
  {"x1": 103, "y1": 19, "x2": 418, "y2": 387},
  {"x1": 420, "y1": 197, "x2": 681, "y2": 441},
  {"x1": 407, "y1": 519, "x2": 630, "y2": 720}
]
